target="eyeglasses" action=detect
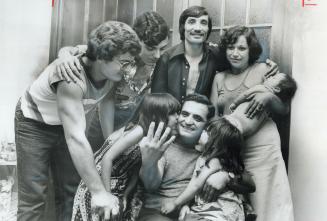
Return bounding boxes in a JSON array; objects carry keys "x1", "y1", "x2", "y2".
[{"x1": 114, "y1": 59, "x2": 136, "y2": 72}]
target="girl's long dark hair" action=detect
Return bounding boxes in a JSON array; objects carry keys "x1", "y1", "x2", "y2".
[
  {"x1": 202, "y1": 117, "x2": 244, "y2": 175},
  {"x1": 125, "y1": 93, "x2": 181, "y2": 134}
]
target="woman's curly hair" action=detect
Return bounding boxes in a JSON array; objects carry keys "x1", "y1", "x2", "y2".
[
  {"x1": 132, "y1": 11, "x2": 169, "y2": 47},
  {"x1": 86, "y1": 21, "x2": 141, "y2": 61},
  {"x1": 219, "y1": 26, "x2": 262, "y2": 67}
]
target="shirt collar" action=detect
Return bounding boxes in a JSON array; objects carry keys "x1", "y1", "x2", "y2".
[{"x1": 169, "y1": 42, "x2": 211, "y2": 60}]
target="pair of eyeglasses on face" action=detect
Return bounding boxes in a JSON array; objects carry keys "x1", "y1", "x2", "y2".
[{"x1": 114, "y1": 58, "x2": 136, "y2": 72}]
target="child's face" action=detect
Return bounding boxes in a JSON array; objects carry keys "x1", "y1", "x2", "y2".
[
  {"x1": 264, "y1": 73, "x2": 285, "y2": 89},
  {"x1": 167, "y1": 112, "x2": 179, "y2": 135}
]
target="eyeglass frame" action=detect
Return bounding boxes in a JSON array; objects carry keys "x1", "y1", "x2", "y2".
[{"x1": 113, "y1": 58, "x2": 136, "y2": 72}]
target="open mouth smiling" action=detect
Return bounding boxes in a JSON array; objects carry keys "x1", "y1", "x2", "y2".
[
  {"x1": 190, "y1": 33, "x2": 205, "y2": 37},
  {"x1": 180, "y1": 124, "x2": 195, "y2": 132}
]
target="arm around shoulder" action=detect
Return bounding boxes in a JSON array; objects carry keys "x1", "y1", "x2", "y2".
[{"x1": 139, "y1": 156, "x2": 166, "y2": 192}]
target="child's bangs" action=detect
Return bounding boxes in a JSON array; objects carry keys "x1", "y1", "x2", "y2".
[{"x1": 167, "y1": 98, "x2": 181, "y2": 114}]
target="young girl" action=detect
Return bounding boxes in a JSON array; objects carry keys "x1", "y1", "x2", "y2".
[
  {"x1": 161, "y1": 117, "x2": 246, "y2": 221},
  {"x1": 71, "y1": 93, "x2": 180, "y2": 221}
]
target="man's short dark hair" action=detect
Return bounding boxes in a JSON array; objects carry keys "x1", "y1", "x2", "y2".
[
  {"x1": 183, "y1": 93, "x2": 215, "y2": 119},
  {"x1": 179, "y1": 6, "x2": 212, "y2": 41},
  {"x1": 133, "y1": 11, "x2": 169, "y2": 47}
]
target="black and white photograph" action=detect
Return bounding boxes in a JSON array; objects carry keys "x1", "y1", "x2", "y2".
[{"x1": 0, "y1": 0, "x2": 326, "y2": 220}]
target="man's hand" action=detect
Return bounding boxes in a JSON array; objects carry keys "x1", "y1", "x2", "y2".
[
  {"x1": 91, "y1": 191, "x2": 120, "y2": 221},
  {"x1": 139, "y1": 121, "x2": 176, "y2": 190},
  {"x1": 139, "y1": 122, "x2": 176, "y2": 165},
  {"x1": 178, "y1": 205, "x2": 190, "y2": 221},
  {"x1": 201, "y1": 171, "x2": 230, "y2": 202},
  {"x1": 56, "y1": 55, "x2": 82, "y2": 83}
]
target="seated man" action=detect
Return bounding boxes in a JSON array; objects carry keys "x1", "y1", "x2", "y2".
[{"x1": 137, "y1": 94, "x2": 254, "y2": 221}]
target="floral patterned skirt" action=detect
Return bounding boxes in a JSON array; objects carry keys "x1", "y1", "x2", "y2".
[{"x1": 71, "y1": 135, "x2": 142, "y2": 221}]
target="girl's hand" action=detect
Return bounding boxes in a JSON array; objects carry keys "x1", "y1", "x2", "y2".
[
  {"x1": 245, "y1": 92, "x2": 273, "y2": 119},
  {"x1": 178, "y1": 205, "x2": 190, "y2": 221},
  {"x1": 161, "y1": 201, "x2": 177, "y2": 214},
  {"x1": 56, "y1": 55, "x2": 82, "y2": 83}
]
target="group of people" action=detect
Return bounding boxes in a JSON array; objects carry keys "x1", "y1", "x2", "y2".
[{"x1": 14, "y1": 5, "x2": 297, "y2": 221}]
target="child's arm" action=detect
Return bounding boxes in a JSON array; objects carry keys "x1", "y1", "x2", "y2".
[
  {"x1": 161, "y1": 158, "x2": 222, "y2": 214},
  {"x1": 101, "y1": 125, "x2": 144, "y2": 192}
]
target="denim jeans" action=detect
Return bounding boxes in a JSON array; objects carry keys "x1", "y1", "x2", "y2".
[{"x1": 14, "y1": 102, "x2": 80, "y2": 221}]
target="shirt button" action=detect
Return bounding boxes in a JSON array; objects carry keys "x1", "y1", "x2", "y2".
[
  {"x1": 182, "y1": 82, "x2": 185, "y2": 86},
  {"x1": 183, "y1": 78, "x2": 186, "y2": 81}
]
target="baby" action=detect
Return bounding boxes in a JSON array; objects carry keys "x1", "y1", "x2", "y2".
[{"x1": 230, "y1": 73, "x2": 297, "y2": 112}]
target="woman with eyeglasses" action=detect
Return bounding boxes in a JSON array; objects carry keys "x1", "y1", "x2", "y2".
[{"x1": 14, "y1": 21, "x2": 141, "y2": 221}]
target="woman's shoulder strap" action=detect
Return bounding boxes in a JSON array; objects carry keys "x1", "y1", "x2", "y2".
[{"x1": 214, "y1": 71, "x2": 226, "y2": 91}]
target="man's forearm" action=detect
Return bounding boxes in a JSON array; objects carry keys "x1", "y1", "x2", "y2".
[
  {"x1": 66, "y1": 134, "x2": 106, "y2": 194},
  {"x1": 139, "y1": 159, "x2": 163, "y2": 191}
]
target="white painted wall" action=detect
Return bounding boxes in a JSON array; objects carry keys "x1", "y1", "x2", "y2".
[
  {"x1": 0, "y1": 0, "x2": 52, "y2": 142},
  {"x1": 288, "y1": 1, "x2": 327, "y2": 220}
]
